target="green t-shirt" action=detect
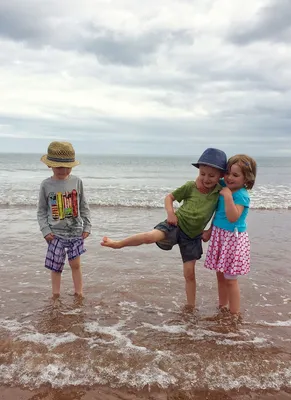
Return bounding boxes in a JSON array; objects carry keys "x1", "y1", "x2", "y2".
[{"x1": 172, "y1": 180, "x2": 221, "y2": 238}]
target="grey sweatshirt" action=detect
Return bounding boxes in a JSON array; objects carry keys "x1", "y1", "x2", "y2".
[{"x1": 37, "y1": 175, "x2": 91, "y2": 238}]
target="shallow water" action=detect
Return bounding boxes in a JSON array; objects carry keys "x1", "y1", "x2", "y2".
[{"x1": 1, "y1": 207, "x2": 291, "y2": 398}]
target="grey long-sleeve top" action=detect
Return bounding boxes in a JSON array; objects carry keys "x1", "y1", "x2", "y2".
[{"x1": 37, "y1": 175, "x2": 91, "y2": 238}]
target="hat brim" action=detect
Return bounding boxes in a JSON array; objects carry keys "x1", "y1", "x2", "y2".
[
  {"x1": 192, "y1": 162, "x2": 226, "y2": 171},
  {"x1": 41, "y1": 155, "x2": 80, "y2": 168}
]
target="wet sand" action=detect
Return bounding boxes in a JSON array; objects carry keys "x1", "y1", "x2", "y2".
[{"x1": 1, "y1": 385, "x2": 291, "y2": 399}]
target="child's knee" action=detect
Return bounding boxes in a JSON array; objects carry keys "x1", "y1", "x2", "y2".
[
  {"x1": 69, "y1": 257, "x2": 81, "y2": 270},
  {"x1": 183, "y1": 270, "x2": 195, "y2": 282},
  {"x1": 225, "y1": 277, "x2": 238, "y2": 287},
  {"x1": 143, "y1": 231, "x2": 158, "y2": 244}
]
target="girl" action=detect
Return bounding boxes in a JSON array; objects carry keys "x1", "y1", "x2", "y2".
[{"x1": 203, "y1": 154, "x2": 257, "y2": 319}]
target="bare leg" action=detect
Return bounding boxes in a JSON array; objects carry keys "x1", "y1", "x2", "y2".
[
  {"x1": 216, "y1": 271, "x2": 228, "y2": 308},
  {"x1": 101, "y1": 229, "x2": 166, "y2": 249},
  {"x1": 69, "y1": 256, "x2": 83, "y2": 296},
  {"x1": 51, "y1": 271, "x2": 61, "y2": 299},
  {"x1": 183, "y1": 260, "x2": 197, "y2": 308},
  {"x1": 226, "y1": 278, "x2": 240, "y2": 314}
]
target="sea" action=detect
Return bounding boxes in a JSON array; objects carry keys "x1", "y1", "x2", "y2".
[{"x1": 0, "y1": 153, "x2": 290, "y2": 400}]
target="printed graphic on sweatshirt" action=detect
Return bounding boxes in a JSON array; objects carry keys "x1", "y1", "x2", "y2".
[{"x1": 48, "y1": 190, "x2": 78, "y2": 220}]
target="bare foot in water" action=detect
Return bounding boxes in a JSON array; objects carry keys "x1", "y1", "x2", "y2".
[{"x1": 100, "y1": 236, "x2": 121, "y2": 249}]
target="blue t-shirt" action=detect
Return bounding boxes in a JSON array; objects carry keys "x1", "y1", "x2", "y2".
[{"x1": 213, "y1": 184, "x2": 250, "y2": 232}]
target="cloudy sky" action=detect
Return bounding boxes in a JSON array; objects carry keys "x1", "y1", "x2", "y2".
[{"x1": 0, "y1": 0, "x2": 290, "y2": 156}]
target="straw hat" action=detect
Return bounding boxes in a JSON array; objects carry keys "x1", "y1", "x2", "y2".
[{"x1": 41, "y1": 141, "x2": 80, "y2": 168}]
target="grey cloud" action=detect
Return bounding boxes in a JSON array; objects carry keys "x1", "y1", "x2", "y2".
[
  {"x1": 80, "y1": 25, "x2": 192, "y2": 66},
  {"x1": 228, "y1": 0, "x2": 291, "y2": 45},
  {"x1": 0, "y1": 3, "x2": 192, "y2": 66},
  {"x1": 76, "y1": 26, "x2": 160, "y2": 66},
  {"x1": 93, "y1": 60, "x2": 287, "y2": 99},
  {"x1": 1, "y1": 96, "x2": 291, "y2": 144},
  {"x1": 0, "y1": 2, "x2": 53, "y2": 43}
]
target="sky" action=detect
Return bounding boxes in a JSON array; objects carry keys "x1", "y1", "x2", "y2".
[{"x1": 0, "y1": 0, "x2": 290, "y2": 156}]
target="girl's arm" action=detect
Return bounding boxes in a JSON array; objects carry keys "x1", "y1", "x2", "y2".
[{"x1": 221, "y1": 187, "x2": 244, "y2": 223}]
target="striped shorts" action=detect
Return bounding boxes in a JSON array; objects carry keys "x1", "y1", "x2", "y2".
[{"x1": 45, "y1": 236, "x2": 86, "y2": 273}]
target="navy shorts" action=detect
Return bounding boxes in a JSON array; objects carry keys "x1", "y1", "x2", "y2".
[
  {"x1": 45, "y1": 236, "x2": 86, "y2": 273},
  {"x1": 154, "y1": 221, "x2": 203, "y2": 263}
]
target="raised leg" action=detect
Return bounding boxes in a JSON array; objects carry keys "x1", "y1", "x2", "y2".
[{"x1": 101, "y1": 229, "x2": 166, "y2": 249}]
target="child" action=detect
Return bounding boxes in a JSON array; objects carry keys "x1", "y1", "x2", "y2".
[
  {"x1": 203, "y1": 154, "x2": 257, "y2": 318},
  {"x1": 101, "y1": 148, "x2": 227, "y2": 310},
  {"x1": 37, "y1": 141, "x2": 91, "y2": 299}
]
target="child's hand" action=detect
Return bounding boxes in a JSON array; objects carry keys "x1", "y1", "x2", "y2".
[
  {"x1": 45, "y1": 233, "x2": 55, "y2": 242},
  {"x1": 82, "y1": 232, "x2": 90, "y2": 239},
  {"x1": 167, "y1": 212, "x2": 178, "y2": 226},
  {"x1": 202, "y1": 228, "x2": 212, "y2": 242},
  {"x1": 220, "y1": 187, "x2": 232, "y2": 198}
]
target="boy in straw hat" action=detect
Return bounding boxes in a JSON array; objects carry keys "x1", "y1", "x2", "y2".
[{"x1": 37, "y1": 141, "x2": 91, "y2": 298}]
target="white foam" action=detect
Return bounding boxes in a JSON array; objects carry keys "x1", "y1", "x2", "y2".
[
  {"x1": 18, "y1": 362, "x2": 106, "y2": 388},
  {"x1": 85, "y1": 321, "x2": 148, "y2": 353},
  {"x1": 206, "y1": 367, "x2": 291, "y2": 391},
  {"x1": 128, "y1": 366, "x2": 177, "y2": 388},
  {"x1": 0, "y1": 345, "x2": 290, "y2": 391},
  {"x1": 61, "y1": 309, "x2": 82, "y2": 315},
  {"x1": 142, "y1": 322, "x2": 187, "y2": 334},
  {"x1": 0, "y1": 318, "x2": 31, "y2": 333},
  {"x1": 18, "y1": 332, "x2": 80, "y2": 348},
  {"x1": 84, "y1": 321, "x2": 125, "y2": 334},
  {"x1": 118, "y1": 301, "x2": 139, "y2": 309},
  {"x1": 216, "y1": 337, "x2": 268, "y2": 346},
  {"x1": 259, "y1": 319, "x2": 291, "y2": 327}
]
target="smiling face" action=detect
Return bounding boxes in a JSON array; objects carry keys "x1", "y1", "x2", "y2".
[
  {"x1": 51, "y1": 166, "x2": 72, "y2": 180},
  {"x1": 225, "y1": 163, "x2": 245, "y2": 192},
  {"x1": 198, "y1": 164, "x2": 222, "y2": 191}
]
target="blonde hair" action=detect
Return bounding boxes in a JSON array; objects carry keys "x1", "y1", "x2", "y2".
[{"x1": 227, "y1": 154, "x2": 257, "y2": 190}]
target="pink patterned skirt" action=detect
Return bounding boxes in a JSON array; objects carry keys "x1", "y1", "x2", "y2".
[{"x1": 204, "y1": 226, "x2": 250, "y2": 276}]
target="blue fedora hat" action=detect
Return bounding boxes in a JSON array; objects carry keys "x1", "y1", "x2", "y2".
[{"x1": 192, "y1": 148, "x2": 227, "y2": 171}]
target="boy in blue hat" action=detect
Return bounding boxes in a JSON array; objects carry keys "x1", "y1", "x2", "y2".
[{"x1": 101, "y1": 148, "x2": 227, "y2": 310}]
